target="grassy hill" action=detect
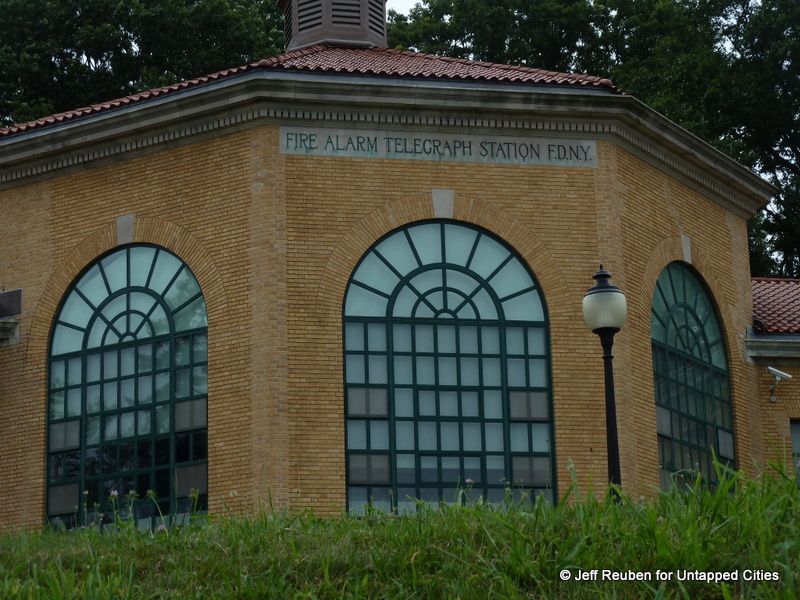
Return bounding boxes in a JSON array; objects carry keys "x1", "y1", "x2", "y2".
[{"x1": 1, "y1": 467, "x2": 798, "y2": 599}]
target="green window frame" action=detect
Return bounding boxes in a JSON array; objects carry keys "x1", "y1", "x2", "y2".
[
  {"x1": 343, "y1": 221, "x2": 554, "y2": 513},
  {"x1": 651, "y1": 261, "x2": 734, "y2": 487},
  {"x1": 47, "y1": 245, "x2": 208, "y2": 529}
]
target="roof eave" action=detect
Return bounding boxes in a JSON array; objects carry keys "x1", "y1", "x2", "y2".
[{"x1": 0, "y1": 69, "x2": 775, "y2": 213}]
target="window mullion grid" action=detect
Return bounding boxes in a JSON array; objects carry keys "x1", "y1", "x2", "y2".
[{"x1": 386, "y1": 320, "x2": 396, "y2": 512}]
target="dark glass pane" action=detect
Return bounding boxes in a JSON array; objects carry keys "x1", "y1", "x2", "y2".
[
  {"x1": 176, "y1": 433, "x2": 191, "y2": 463},
  {"x1": 100, "y1": 444, "x2": 117, "y2": 473},
  {"x1": 119, "y1": 443, "x2": 135, "y2": 471},
  {"x1": 155, "y1": 469, "x2": 170, "y2": 498},
  {"x1": 155, "y1": 437, "x2": 170, "y2": 466},
  {"x1": 137, "y1": 440, "x2": 153, "y2": 468},
  {"x1": 193, "y1": 431, "x2": 208, "y2": 460},
  {"x1": 137, "y1": 473, "x2": 151, "y2": 498}
]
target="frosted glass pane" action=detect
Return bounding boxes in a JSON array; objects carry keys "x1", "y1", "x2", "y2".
[
  {"x1": 101, "y1": 251, "x2": 127, "y2": 293},
  {"x1": 483, "y1": 358, "x2": 501, "y2": 386},
  {"x1": 67, "y1": 388, "x2": 81, "y2": 417},
  {"x1": 483, "y1": 390, "x2": 503, "y2": 419},
  {"x1": 419, "y1": 390, "x2": 436, "y2": 416},
  {"x1": 410, "y1": 270, "x2": 442, "y2": 297},
  {"x1": 370, "y1": 421, "x2": 389, "y2": 450},
  {"x1": 77, "y1": 264, "x2": 109, "y2": 307},
  {"x1": 395, "y1": 388, "x2": 414, "y2": 417},
  {"x1": 510, "y1": 423, "x2": 529, "y2": 452},
  {"x1": 393, "y1": 356, "x2": 413, "y2": 384},
  {"x1": 444, "y1": 224, "x2": 478, "y2": 266},
  {"x1": 101, "y1": 295, "x2": 126, "y2": 323},
  {"x1": 129, "y1": 292, "x2": 156, "y2": 319},
  {"x1": 392, "y1": 286, "x2": 417, "y2": 317},
  {"x1": 137, "y1": 344, "x2": 153, "y2": 373},
  {"x1": 415, "y1": 304, "x2": 435, "y2": 319},
  {"x1": 396, "y1": 421, "x2": 415, "y2": 450},
  {"x1": 481, "y1": 327, "x2": 500, "y2": 354},
  {"x1": 103, "y1": 382, "x2": 117, "y2": 410},
  {"x1": 120, "y1": 378, "x2": 134, "y2": 408},
  {"x1": 86, "y1": 384, "x2": 100, "y2": 413},
  {"x1": 529, "y1": 359, "x2": 548, "y2": 387},
  {"x1": 347, "y1": 420, "x2": 367, "y2": 449},
  {"x1": 459, "y1": 358, "x2": 479, "y2": 386},
  {"x1": 176, "y1": 368, "x2": 190, "y2": 398},
  {"x1": 346, "y1": 355, "x2": 365, "y2": 384},
  {"x1": 353, "y1": 252, "x2": 400, "y2": 295},
  {"x1": 445, "y1": 269, "x2": 479, "y2": 296},
  {"x1": 49, "y1": 391, "x2": 64, "y2": 419},
  {"x1": 155, "y1": 372, "x2": 169, "y2": 402},
  {"x1": 506, "y1": 328, "x2": 525, "y2": 354},
  {"x1": 120, "y1": 412, "x2": 135, "y2": 437},
  {"x1": 104, "y1": 415, "x2": 118, "y2": 440},
  {"x1": 502, "y1": 290, "x2": 544, "y2": 321},
  {"x1": 486, "y1": 455, "x2": 505, "y2": 484},
  {"x1": 86, "y1": 416, "x2": 100, "y2": 445},
  {"x1": 416, "y1": 357, "x2": 435, "y2": 384},
  {"x1": 472, "y1": 289, "x2": 498, "y2": 319},
  {"x1": 348, "y1": 486, "x2": 368, "y2": 515},
  {"x1": 138, "y1": 410, "x2": 151, "y2": 435},
  {"x1": 408, "y1": 223, "x2": 441, "y2": 265},
  {"x1": 174, "y1": 297, "x2": 208, "y2": 331},
  {"x1": 420, "y1": 457, "x2": 437, "y2": 483},
  {"x1": 50, "y1": 361, "x2": 65, "y2": 389},
  {"x1": 388, "y1": 326, "x2": 410, "y2": 353},
  {"x1": 148, "y1": 304, "x2": 169, "y2": 337},
  {"x1": 52, "y1": 326, "x2": 83, "y2": 356},
  {"x1": 462, "y1": 392, "x2": 479, "y2": 417},
  {"x1": 531, "y1": 423, "x2": 550, "y2": 452},
  {"x1": 67, "y1": 358, "x2": 81, "y2": 386},
  {"x1": 156, "y1": 405, "x2": 170, "y2": 434},
  {"x1": 508, "y1": 359, "x2": 526, "y2": 387},
  {"x1": 128, "y1": 314, "x2": 144, "y2": 335},
  {"x1": 367, "y1": 323, "x2": 386, "y2": 351},
  {"x1": 418, "y1": 422, "x2": 437, "y2": 450},
  {"x1": 459, "y1": 327, "x2": 479, "y2": 354},
  {"x1": 462, "y1": 423, "x2": 482, "y2": 451},
  {"x1": 415, "y1": 325, "x2": 434, "y2": 352},
  {"x1": 438, "y1": 357, "x2": 457, "y2": 385},
  {"x1": 490, "y1": 258, "x2": 533, "y2": 298},
  {"x1": 442, "y1": 457, "x2": 460, "y2": 484},
  {"x1": 441, "y1": 422, "x2": 459, "y2": 451},
  {"x1": 129, "y1": 246, "x2": 156, "y2": 287},
  {"x1": 527, "y1": 328, "x2": 546, "y2": 355},
  {"x1": 148, "y1": 251, "x2": 182, "y2": 294},
  {"x1": 439, "y1": 391, "x2": 458, "y2": 416},
  {"x1": 345, "y1": 285, "x2": 388, "y2": 317},
  {"x1": 368, "y1": 355, "x2": 387, "y2": 384},
  {"x1": 103, "y1": 351, "x2": 117, "y2": 378},
  {"x1": 60, "y1": 292, "x2": 94, "y2": 328},
  {"x1": 484, "y1": 423, "x2": 504, "y2": 451},
  {"x1": 121, "y1": 347, "x2": 135, "y2": 376},
  {"x1": 138, "y1": 375, "x2": 153, "y2": 403},
  {"x1": 87, "y1": 320, "x2": 105, "y2": 349},
  {"x1": 375, "y1": 233, "x2": 419, "y2": 276},
  {"x1": 437, "y1": 325, "x2": 456, "y2": 353},
  {"x1": 456, "y1": 303, "x2": 477, "y2": 319},
  {"x1": 164, "y1": 267, "x2": 201, "y2": 311},
  {"x1": 469, "y1": 235, "x2": 509, "y2": 279}
]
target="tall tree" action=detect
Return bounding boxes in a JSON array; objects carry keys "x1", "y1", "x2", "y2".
[
  {"x1": 389, "y1": 0, "x2": 798, "y2": 276},
  {"x1": 0, "y1": 0, "x2": 283, "y2": 126}
]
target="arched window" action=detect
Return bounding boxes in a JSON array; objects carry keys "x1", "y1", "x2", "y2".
[
  {"x1": 47, "y1": 245, "x2": 208, "y2": 528},
  {"x1": 651, "y1": 262, "x2": 734, "y2": 487},
  {"x1": 343, "y1": 221, "x2": 553, "y2": 513}
]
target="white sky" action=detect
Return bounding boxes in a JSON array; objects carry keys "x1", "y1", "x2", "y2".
[{"x1": 386, "y1": 0, "x2": 420, "y2": 15}]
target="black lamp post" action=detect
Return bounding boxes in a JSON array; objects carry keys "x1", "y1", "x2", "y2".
[{"x1": 582, "y1": 266, "x2": 628, "y2": 490}]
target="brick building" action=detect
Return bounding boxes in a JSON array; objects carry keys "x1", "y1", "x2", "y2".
[{"x1": 0, "y1": 0, "x2": 798, "y2": 529}]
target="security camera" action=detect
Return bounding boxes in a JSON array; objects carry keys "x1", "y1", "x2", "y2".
[{"x1": 768, "y1": 366, "x2": 793, "y2": 382}]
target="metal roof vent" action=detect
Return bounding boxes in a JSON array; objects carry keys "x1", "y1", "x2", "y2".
[{"x1": 278, "y1": 0, "x2": 387, "y2": 51}]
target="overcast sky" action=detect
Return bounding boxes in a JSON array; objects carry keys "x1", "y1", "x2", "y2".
[{"x1": 386, "y1": 0, "x2": 419, "y2": 15}]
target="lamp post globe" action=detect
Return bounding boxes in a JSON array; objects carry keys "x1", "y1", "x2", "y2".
[{"x1": 583, "y1": 265, "x2": 627, "y2": 492}]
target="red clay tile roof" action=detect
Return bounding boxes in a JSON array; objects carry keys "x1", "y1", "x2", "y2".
[
  {"x1": 752, "y1": 278, "x2": 800, "y2": 334},
  {"x1": 0, "y1": 44, "x2": 617, "y2": 138}
]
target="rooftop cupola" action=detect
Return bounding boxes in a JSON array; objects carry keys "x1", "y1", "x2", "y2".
[{"x1": 278, "y1": 0, "x2": 387, "y2": 51}]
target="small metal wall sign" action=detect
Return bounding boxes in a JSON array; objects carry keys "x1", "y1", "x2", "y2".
[
  {"x1": 280, "y1": 126, "x2": 597, "y2": 168},
  {"x1": 0, "y1": 288, "x2": 22, "y2": 318}
]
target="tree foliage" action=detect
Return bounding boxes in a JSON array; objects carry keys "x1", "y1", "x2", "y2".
[
  {"x1": 0, "y1": 0, "x2": 283, "y2": 125},
  {"x1": 389, "y1": 0, "x2": 799, "y2": 276}
]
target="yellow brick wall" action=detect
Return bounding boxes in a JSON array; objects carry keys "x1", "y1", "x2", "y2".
[{"x1": 0, "y1": 123, "x2": 763, "y2": 528}]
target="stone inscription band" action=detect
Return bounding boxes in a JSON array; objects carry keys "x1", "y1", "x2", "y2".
[{"x1": 280, "y1": 126, "x2": 597, "y2": 168}]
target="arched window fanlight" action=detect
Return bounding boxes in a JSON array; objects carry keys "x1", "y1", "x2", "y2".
[
  {"x1": 343, "y1": 221, "x2": 554, "y2": 513},
  {"x1": 47, "y1": 245, "x2": 208, "y2": 528},
  {"x1": 651, "y1": 262, "x2": 734, "y2": 487}
]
